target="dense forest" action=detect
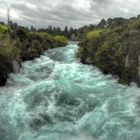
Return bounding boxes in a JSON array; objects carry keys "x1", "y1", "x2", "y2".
[
  {"x1": 0, "y1": 21, "x2": 68, "y2": 86},
  {"x1": 77, "y1": 15, "x2": 140, "y2": 86}
]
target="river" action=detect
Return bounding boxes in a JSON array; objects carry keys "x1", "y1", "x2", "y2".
[{"x1": 0, "y1": 44, "x2": 140, "y2": 140}]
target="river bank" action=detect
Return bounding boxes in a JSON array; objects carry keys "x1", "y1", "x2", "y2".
[
  {"x1": 77, "y1": 17, "x2": 140, "y2": 87},
  {"x1": 0, "y1": 24, "x2": 68, "y2": 86}
]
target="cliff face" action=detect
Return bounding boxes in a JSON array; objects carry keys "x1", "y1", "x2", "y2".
[{"x1": 78, "y1": 17, "x2": 140, "y2": 86}]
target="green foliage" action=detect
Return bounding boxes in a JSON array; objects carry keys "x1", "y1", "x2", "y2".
[
  {"x1": 30, "y1": 32, "x2": 52, "y2": 40},
  {"x1": 53, "y1": 35, "x2": 68, "y2": 44},
  {"x1": 78, "y1": 17, "x2": 140, "y2": 86},
  {"x1": 86, "y1": 30, "x2": 102, "y2": 41},
  {"x1": 0, "y1": 37, "x2": 21, "y2": 86},
  {"x1": 77, "y1": 46, "x2": 85, "y2": 58},
  {"x1": 127, "y1": 19, "x2": 140, "y2": 30},
  {"x1": 29, "y1": 40, "x2": 42, "y2": 57},
  {"x1": 0, "y1": 25, "x2": 68, "y2": 86},
  {"x1": 98, "y1": 19, "x2": 106, "y2": 28},
  {"x1": 0, "y1": 37, "x2": 20, "y2": 61},
  {"x1": 16, "y1": 27, "x2": 29, "y2": 42},
  {"x1": 95, "y1": 42, "x2": 115, "y2": 73},
  {"x1": 53, "y1": 35, "x2": 68, "y2": 47},
  {"x1": 0, "y1": 24, "x2": 8, "y2": 33}
]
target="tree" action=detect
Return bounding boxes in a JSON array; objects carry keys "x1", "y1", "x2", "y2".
[
  {"x1": 64, "y1": 26, "x2": 68, "y2": 37},
  {"x1": 31, "y1": 26, "x2": 36, "y2": 32},
  {"x1": 16, "y1": 27, "x2": 29, "y2": 42},
  {"x1": 56, "y1": 27, "x2": 61, "y2": 35},
  {"x1": 47, "y1": 25, "x2": 53, "y2": 34},
  {"x1": 98, "y1": 19, "x2": 106, "y2": 28}
]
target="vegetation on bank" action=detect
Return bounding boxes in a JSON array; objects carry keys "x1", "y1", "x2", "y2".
[
  {"x1": 0, "y1": 37, "x2": 20, "y2": 86},
  {"x1": 1, "y1": 15, "x2": 140, "y2": 87},
  {"x1": 0, "y1": 24, "x2": 8, "y2": 33},
  {"x1": 78, "y1": 16, "x2": 140, "y2": 86},
  {"x1": 0, "y1": 23, "x2": 68, "y2": 86}
]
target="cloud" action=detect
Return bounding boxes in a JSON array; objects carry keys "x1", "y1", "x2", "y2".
[
  {"x1": 0, "y1": 0, "x2": 140, "y2": 28},
  {"x1": 90, "y1": 0, "x2": 140, "y2": 18}
]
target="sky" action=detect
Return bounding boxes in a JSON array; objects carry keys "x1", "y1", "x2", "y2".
[{"x1": 0, "y1": 0, "x2": 140, "y2": 29}]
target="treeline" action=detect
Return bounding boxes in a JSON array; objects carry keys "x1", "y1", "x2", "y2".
[
  {"x1": 78, "y1": 15, "x2": 140, "y2": 86},
  {"x1": 35, "y1": 26, "x2": 78, "y2": 40},
  {"x1": 0, "y1": 22, "x2": 68, "y2": 86},
  {"x1": 8, "y1": 21, "x2": 79, "y2": 41}
]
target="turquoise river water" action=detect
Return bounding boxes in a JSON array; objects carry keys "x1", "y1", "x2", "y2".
[{"x1": 0, "y1": 44, "x2": 140, "y2": 140}]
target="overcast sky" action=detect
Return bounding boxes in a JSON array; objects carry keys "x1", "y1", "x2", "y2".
[{"x1": 0, "y1": 0, "x2": 140, "y2": 28}]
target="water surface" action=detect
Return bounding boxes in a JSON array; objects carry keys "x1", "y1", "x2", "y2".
[{"x1": 0, "y1": 45, "x2": 140, "y2": 140}]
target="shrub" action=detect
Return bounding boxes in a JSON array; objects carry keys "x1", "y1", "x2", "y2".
[
  {"x1": 127, "y1": 19, "x2": 140, "y2": 30},
  {"x1": 0, "y1": 38, "x2": 20, "y2": 61},
  {"x1": 0, "y1": 37, "x2": 20, "y2": 85},
  {"x1": 86, "y1": 30, "x2": 103, "y2": 41},
  {"x1": 31, "y1": 40, "x2": 42, "y2": 54},
  {"x1": 16, "y1": 27, "x2": 29, "y2": 42},
  {"x1": 30, "y1": 32, "x2": 52, "y2": 41},
  {"x1": 0, "y1": 24, "x2": 8, "y2": 33},
  {"x1": 53, "y1": 35, "x2": 68, "y2": 47}
]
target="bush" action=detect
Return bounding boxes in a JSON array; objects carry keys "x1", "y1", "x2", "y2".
[
  {"x1": 78, "y1": 18, "x2": 140, "y2": 86},
  {"x1": 0, "y1": 38, "x2": 20, "y2": 61},
  {"x1": 30, "y1": 32, "x2": 52, "y2": 41},
  {"x1": 127, "y1": 19, "x2": 140, "y2": 30},
  {"x1": 29, "y1": 40, "x2": 42, "y2": 56},
  {"x1": 16, "y1": 27, "x2": 29, "y2": 42},
  {"x1": 86, "y1": 30, "x2": 103, "y2": 41},
  {"x1": 53, "y1": 35, "x2": 68, "y2": 47},
  {"x1": 0, "y1": 24, "x2": 8, "y2": 33},
  {"x1": 0, "y1": 37, "x2": 20, "y2": 85}
]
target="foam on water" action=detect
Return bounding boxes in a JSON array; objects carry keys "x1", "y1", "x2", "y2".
[{"x1": 0, "y1": 45, "x2": 140, "y2": 140}]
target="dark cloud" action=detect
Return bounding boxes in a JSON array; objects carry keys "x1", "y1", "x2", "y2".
[{"x1": 0, "y1": 0, "x2": 140, "y2": 28}]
